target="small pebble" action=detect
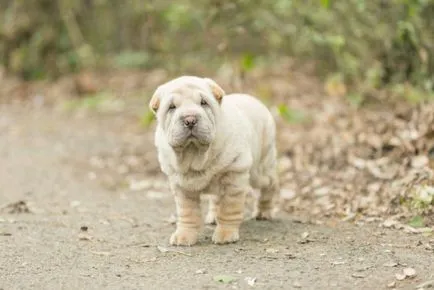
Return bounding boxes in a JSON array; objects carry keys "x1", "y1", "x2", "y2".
[
  {"x1": 387, "y1": 281, "x2": 396, "y2": 288},
  {"x1": 403, "y1": 267, "x2": 416, "y2": 278},
  {"x1": 293, "y1": 281, "x2": 301, "y2": 288}
]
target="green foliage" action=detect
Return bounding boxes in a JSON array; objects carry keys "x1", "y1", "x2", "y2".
[
  {"x1": 63, "y1": 92, "x2": 124, "y2": 112},
  {"x1": 391, "y1": 84, "x2": 434, "y2": 104},
  {"x1": 114, "y1": 51, "x2": 150, "y2": 69},
  {"x1": 140, "y1": 110, "x2": 156, "y2": 128},
  {"x1": 408, "y1": 215, "x2": 425, "y2": 228},
  {"x1": 213, "y1": 275, "x2": 236, "y2": 284},
  {"x1": 409, "y1": 184, "x2": 434, "y2": 210},
  {"x1": 320, "y1": 0, "x2": 331, "y2": 9},
  {"x1": 347, "y1": 93, "x2": 365, "y2": 108},
  {"x1": 277, "y1": 105, "x2": 308, "y2": 124},
  {"x1": 0, "y1": 0, "x2": 433, "y2": 93},
  {"x1": 240, "y1": 53, "x2": 256, "y2": 73}
]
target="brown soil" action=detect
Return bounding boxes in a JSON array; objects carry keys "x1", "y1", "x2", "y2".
[{"x1": 1, "y1": 66, "x2": 433, "y2": 289}]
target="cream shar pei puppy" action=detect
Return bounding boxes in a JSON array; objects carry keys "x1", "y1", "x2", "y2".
[{"x1": 149, "y1": 76, "x2": 279, "y2": 246}]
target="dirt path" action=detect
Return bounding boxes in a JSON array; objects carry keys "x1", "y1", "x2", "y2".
[{"x1": 1, "y1": 102, "x2": 433, "y2": 290}]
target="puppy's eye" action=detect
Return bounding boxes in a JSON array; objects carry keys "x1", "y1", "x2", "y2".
[
  {"x1": 168, "y1": 103, "x2": 176, "y2": 111},
  {"x1": 200, "y1": 99, "x2": 208, "y2": 106}
]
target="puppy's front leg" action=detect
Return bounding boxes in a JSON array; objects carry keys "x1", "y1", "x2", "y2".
[
  {"x1": 212, "y1": 172, "x2": 248, "y2": 244},
  {"x1": 170, "y1": 191, "x2": 201, "y2": 246}
]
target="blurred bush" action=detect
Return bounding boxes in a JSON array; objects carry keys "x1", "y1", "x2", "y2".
[{"x1": 0, "y1": 0, "x2": 433, "y2": 91}]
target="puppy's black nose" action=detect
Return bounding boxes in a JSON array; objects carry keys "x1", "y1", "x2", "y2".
[{"x1": 183, "y1": 116, "x2": 197, "y2": 129}]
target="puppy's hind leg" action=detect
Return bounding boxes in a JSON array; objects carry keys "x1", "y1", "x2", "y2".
[
  {"x1": 256, "y1": 177, "x2": 279, "y2": 220},
  {"x1": 256, "y1": 151, "x2": 280, "y2": 220},
  {"x1": 204, "y1": 195, "x2": 218, "y2": 225}
]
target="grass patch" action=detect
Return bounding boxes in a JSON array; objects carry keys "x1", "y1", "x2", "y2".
[{"x1": 63, "y1": 91, "x2": 125, "y2": 113}]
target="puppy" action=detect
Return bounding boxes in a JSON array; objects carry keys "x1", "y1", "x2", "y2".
[{"x1": 149, "y1": 76, "x2": 279, "y2": 246}]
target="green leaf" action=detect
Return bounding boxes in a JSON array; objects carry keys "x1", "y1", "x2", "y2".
[
  {"x1": 241, "y1": 53, "x2": 256, "y2": 72},
  {"x1": 408, "y1": 215, "x2": 425, "y2": 228},
  {"x1": 320, "y1": 0, "x2": 330, "y2": 9},
  {"x1": 328, "y1": 35, "x2": 345, "y2": 49},
  {"x1": 347, "y1": 93, "x2": 364, "y2": 108},
  {"x1": 277, "y1": 104, "x2": 307, "y2": 124},
  {"x1": 356, "y1": 0, "x2": 366, "y2": 11},
  {"x1": 141, "y1": 110, "x2": 156, "y2": 127},
  {"x1": 213, "y1": 275, "x2": 236, "y2": 284}
]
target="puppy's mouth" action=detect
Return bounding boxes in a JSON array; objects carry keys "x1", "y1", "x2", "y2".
[
  {"x1": 171, "y1": 130, "x2": 211, "y2": 149},
  {"x1": 185, "y1": 132, "x2": 209, "y2": 145},
  {"x1": 186, "y1": 130, "x2": 199, "y2": 139}
]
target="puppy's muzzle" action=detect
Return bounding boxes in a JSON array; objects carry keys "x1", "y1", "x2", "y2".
[{"x1": 183, "y1": 115, "x2": 197, "y2": 129}]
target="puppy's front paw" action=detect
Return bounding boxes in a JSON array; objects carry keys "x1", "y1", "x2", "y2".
[
  {"x1": 170, "y1": 229, "x2": 198, "y2": 246},
  {"x1": 212, "y1": 226, "x2": 239, "y2": 244}
]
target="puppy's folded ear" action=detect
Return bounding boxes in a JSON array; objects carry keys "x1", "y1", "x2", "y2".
[
  {"x1": 149, "y1": 88, "x2": 161, "y2": 114},
  {"x1": 204, "y1": 78, "x2": 225, "y2": 103}
]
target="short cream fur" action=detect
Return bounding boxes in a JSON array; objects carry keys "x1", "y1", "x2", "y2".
[{"x1": 150, "y1": 76, "x2": 279, "y2": 246}]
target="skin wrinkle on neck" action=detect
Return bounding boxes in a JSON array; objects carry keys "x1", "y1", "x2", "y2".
[{"x1": 170, "y1": 133, "x2": 236, "y2": 192}]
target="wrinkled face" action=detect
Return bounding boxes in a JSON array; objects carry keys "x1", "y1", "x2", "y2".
[{"x1": 150, "y1": 76, "x2": 225, "y2": 149}]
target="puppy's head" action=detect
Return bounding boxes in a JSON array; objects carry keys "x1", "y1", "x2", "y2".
[{"x1": 149, "y1": 76, "x2": 225, "y2": 149}]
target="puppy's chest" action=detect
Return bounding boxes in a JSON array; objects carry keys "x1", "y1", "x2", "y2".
[{"x1": 174, "y1": 169, "x2": 223, "y2": 194}]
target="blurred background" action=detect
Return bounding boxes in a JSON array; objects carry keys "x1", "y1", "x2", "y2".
[
  {"x1": 1, "y1": 0, "x2": 433, "y2": 88},
  {"x1": 1, "y1": 0, "x2": 433, "y2": 224}
]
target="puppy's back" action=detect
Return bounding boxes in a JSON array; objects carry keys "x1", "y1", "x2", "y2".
[
  {"x1": 221, "y1": 94, "x2": 277, "y2": 173},
  {"x1": 222, "y1": 93, "x2": 276, "y2": 135}
]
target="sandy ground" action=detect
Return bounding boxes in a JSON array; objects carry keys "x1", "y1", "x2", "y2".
[{"x1": 1, "y1": 101, "x2": 433, "y2": 290}]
